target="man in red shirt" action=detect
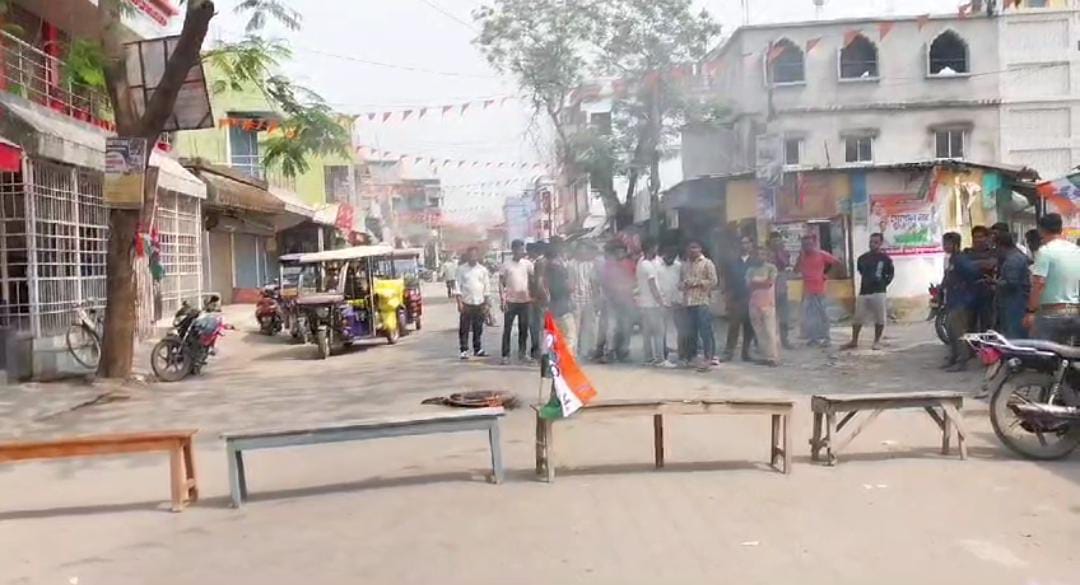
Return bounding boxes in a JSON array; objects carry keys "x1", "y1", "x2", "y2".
[{"x1": 796, "y1": 235, "x2": 839, "y2": 346}]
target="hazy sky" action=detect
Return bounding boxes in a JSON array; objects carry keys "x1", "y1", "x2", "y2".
[{"x1": 207, "y1": 0, "x2": 948, "y2": 220}]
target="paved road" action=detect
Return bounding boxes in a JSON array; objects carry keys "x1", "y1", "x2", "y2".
[{"x1": 2, "y1": 284, "x2": 1079, "y2": 585}]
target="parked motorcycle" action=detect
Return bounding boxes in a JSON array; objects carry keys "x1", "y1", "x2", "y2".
[
  {"x1": 964, "y1": 329, "x2": 1080, "y2": 460},
  {"x1": 151, "y1": 296, "x2": 229, "y2": 382},
  {"x1": 928, "y1": 283, "x2": 949, "y2": 345},
  {"x1": 255, "y1": 282, "x2": 284, "y2": 335}
]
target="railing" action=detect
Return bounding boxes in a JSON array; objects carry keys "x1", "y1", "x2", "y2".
[
  {"x1": 0, "y1": 30, "x2": 114, "y2": 129},
  {"x1": 224, "y1": 154, "x2": 297, "y2": 191}
]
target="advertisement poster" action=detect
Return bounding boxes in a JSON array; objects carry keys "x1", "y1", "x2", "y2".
[
  {"x1": 869, "y1": 194, "x2": 943, "y2": 256},
  {"x1": 104, "y1": 137, "x2": 149, "y2": 209}
]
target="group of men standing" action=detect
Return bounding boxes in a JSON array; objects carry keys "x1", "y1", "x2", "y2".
[{"x1": 942, "y1": 213, "x2": 1080, "y2": 371}]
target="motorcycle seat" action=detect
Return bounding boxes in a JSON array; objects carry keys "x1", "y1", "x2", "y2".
[{"x1": 1012, "y1": 339, "x2": 1080, "y2": 359}]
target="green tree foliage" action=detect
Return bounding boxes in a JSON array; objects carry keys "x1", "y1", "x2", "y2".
[{"x1": 475, "y1": 0, "x2": 723, "y2": 227}]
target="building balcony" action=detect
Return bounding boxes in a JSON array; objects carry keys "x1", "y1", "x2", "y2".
[
  {"x1": 0, "y1": 29, "x2": 115, "y2": 131},
  {"x1": 223, "y1": 154, "x2": 298, "y2": 192}
]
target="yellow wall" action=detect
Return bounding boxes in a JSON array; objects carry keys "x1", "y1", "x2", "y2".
[{"x1": 726, "y1": 179, "x2": 758, "y2": 221}]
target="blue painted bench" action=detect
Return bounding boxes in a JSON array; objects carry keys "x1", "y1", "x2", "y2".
[{"x1": 221, "y1": 407, "x2": 505, "y2": 507}]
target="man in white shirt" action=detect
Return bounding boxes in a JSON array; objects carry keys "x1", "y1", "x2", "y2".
[
  {"x1": 499, "y1": 239, "x2": 533, "y2": 364},
  {"x1": 636, "y1": 239, "x2": 672, "y2": 367},
  {"x1": 656, "y1": 243, "x2": 683, "y2": 365},
  {"x1": 455, "y1": 247, "x2": 490, "y2": 360}
]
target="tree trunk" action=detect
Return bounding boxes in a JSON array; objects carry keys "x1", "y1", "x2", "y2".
[{"x1": 95, "y1": 0, "x2": 215, "y2": 379}]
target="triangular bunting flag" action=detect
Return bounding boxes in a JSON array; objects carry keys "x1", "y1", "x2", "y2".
[
  {"x1": 442, "y1": 105, "x2": 453, "y2": 116},
  {"x1": 401, "y1": 110, "x2": 413, "y2": 121},
  {"x1": 382, "y1": 112, "x2": 393, "y2": 122},
  {"x1": 460, "y1": 103, "x2": 470, "y2": 115},
  {"x1": 500, "y1": 97, "x2": 511, "y2": 106},
  {"x1": 878, "y1": 21, "x2": 894, "y2": 41},
  {"x1": 415, "y1": 157, "x2": 424, "y2": 165},
  {"x1": 958, "y1": 2, "x2": 972, "y2": 18},
  {"x1": 443, "y1": 159, "x2": 452, "y2": 166},
  {"x1": 458, "y1": 161, "x2": 466, "y2": 168},
  {"x1": 483, "y1": 99, "x2": 495, "y2": 109},
  {"x1": 367, "y1": 113, "x2": 376, "y2": 122},
  {"x1": 766, "y1": 44, "x2": 787, "y2": 64},
  {"x1": 418, "y1": 108, "x2": 428, "y2": 119},
  {"x1": 916, "y1": 14, "x2": 930, "y2": 30},
  {"x1": 805, "y1": 37, "x2": 822, "y2": 53},
  {"x1": 843, "y1": 30, "x2": 860, "y2": 47}
]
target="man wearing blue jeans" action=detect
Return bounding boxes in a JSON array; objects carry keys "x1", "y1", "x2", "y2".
[
  {"x1": 1023, "y1": 213, "x2": 1080, "y2": 343},
  {"x1": 679, "y1": 240, "x2": 718, "y2": 370}
]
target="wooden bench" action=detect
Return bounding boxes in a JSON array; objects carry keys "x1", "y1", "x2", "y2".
[
  {"x1": 533, "y1": 398, "x2": 794, "y2": 482},
  {"x1": 809, "y1": 392, "x2": 967, "y2": 465},
  {"x1": 221, "y1": 407, "x2": 505, "y2": 507},
  {"x1": 0, "y1": 430, "x2": 199, "y2": 512}
]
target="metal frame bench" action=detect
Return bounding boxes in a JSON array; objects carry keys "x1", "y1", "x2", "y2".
[
  {"x1": 0, "y1": 430, "x2": 199, "y2": 512},
  {"x1": 221, "y1": 407, "x2": 505, "y2": 507},
  {"x1": 533, "y1": 398, "x2": 794, "y2": 482},
  {"x1": 809, "y1": 392, "x2": 967, "y2": 465}
]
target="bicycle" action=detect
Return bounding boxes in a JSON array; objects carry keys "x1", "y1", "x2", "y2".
[{"x1": 66, "y1": 302, "x2": 103, "y2": 370}]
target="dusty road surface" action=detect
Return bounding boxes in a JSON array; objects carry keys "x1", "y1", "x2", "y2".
[{"x1": 2, "y1": 283, "x2": 1079, "y2": 585}]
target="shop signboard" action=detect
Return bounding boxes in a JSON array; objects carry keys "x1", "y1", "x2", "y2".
[{"x1": 104, "y1": 137, "x2": 149, "y2": 209}]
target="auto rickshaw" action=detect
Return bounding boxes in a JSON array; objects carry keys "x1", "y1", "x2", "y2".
[
  {"x1": 384, "y1": 248, "x2": 424, "y2": 331},
  {"x1": 277, "y1": 253, "x2": 306, "y2": 342},
  {"x1": 293, "y1": 245, "x2": 406, "y2": 359}
]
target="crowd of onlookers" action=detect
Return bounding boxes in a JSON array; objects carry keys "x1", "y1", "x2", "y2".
[
  {"x1": 940, "y1": 213, "x2": 1080, "y2": 372},
  {"x1": 437, "y1": 211, "x2": 1079, "y2": 374}
]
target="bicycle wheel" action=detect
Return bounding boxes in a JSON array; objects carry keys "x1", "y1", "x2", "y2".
[{"x1": 66, "y1": 325, "x2": 101, "y2": 370}]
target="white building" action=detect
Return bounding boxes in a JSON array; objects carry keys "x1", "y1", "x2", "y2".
[{"x1": 684, "y1": 0, "x2": 1080, "y2": 181}]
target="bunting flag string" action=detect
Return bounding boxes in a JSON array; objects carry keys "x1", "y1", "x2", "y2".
[
  {"x1": 349, "y1": 94, "x2": 522, "y2": 124},
  {"x1": 353, "y1": 144, "x2": 550, "y2": 173}
]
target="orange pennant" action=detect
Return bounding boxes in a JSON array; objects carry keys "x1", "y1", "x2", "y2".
[
  {"x1": 878, "y1": 21, "x2": 894, "y2": 41},
  {"x1": 766, "y1": 44, "x2": 787, "y2": 64}
]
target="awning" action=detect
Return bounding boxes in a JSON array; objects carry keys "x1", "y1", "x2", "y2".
[
  {"x1": 0, "y1": 92, "x2": 105, "y2": 169},
  {"x1": 195, "y1": 170, "x2": 284, "y2": 214},
  {"x1": 151, "y1": 151, "x2": 206, "y2": 199},
  {"x1": 0, "y1": 92, "x2": 207, "y2": 200},
  {"x1": 269, "y1": 186, "x2": 315, "y2": 217}
]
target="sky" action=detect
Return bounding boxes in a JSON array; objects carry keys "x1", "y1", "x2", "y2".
[{"x1": 206, "y1": 0, "x2": 949, "y2": 222}]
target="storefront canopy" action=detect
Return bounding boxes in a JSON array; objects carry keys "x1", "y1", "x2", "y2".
[
  {"x1": 183, "y1": 160, "x2": 283, "y2": 214},
  {"x1": 0, "y1": 92, "x2": 206, "y2": 200}
]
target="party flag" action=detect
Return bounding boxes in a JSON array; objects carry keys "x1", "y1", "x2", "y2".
[{"x1": 538, "y1": 312, "x2": 597, "y2": 420}]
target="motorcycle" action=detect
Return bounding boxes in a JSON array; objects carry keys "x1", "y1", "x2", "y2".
[
  {"x1": 964, "y1": 329, "x2": 1080, "y2": 460},
  {"x1": 151, "y1": 296, "x2": 229, "y2": 382},
  {"x1": 255, "y1": 282, "x2": 284, "y2": 335},
  {"x1": 928, "y1": 283, "x2": 949, "y2": 345}
]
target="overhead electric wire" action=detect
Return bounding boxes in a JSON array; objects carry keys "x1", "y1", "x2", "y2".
[{"x1": 413, "y1": 0, "x2": 480, "y2": 32}]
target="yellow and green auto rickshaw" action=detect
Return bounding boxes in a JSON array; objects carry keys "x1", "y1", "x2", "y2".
[{"x1": 293, "y1": 245, "x2": 406, "y2": 359}]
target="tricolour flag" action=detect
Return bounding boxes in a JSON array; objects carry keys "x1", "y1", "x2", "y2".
[
  {"x1": 1037, "y1": 172, "x2": 1080, "y2": 216},
  {"x1": 539, "y1": 312, "x2": 597, "y2": 419}
]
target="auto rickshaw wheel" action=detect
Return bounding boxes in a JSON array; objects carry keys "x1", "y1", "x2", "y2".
[{"x1": 316, "y1": 329, "x2": 331, "y2": 359}]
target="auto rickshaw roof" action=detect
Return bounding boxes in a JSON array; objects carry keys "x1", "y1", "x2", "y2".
[
  {"x1": 389, "y1": 248, "x2": 424, "y2": 258},
  {"x1": 295, "y1": 245, "x2": 396, "y2": 264}
]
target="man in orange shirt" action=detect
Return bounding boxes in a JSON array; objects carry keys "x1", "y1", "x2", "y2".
[{"x1": 796, "y1": 235, "x2": 839, "y2": 347}]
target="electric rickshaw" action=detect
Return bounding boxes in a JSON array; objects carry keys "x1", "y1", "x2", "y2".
[
  {"x1": 293, "y1": 245, "x2": 407, "y2": 359},
  {"x1": 384, "y1": 248, "x2": 425, "y2": 331}
]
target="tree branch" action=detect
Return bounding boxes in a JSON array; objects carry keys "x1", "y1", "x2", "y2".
[{"x1": 137, "y1": 0, "x2": 216, "y2": 138}]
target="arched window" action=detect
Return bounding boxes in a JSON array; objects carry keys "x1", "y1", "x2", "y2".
[
  {"x1": 839, "y1": 34, "x2": 879, "y2": 80},
  {"x1": 928, "y1": 31, "x2": 969, "y2": 75},
  {"x1": 768, "y1": 39, "x2": 805, "y2": 84}
]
